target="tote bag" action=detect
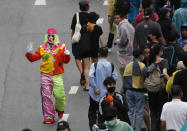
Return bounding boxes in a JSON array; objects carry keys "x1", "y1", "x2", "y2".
[{"x1": 72, "y1": 12, "x2": 81, "y2": 44}]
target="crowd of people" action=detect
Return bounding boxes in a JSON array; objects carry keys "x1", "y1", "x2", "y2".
[
  {"x1": 25, "y1": 0, "x2": 187, "y2": 131},
  {"x1": 70, "y1": 0, "x2": 187, "y2": 131}
]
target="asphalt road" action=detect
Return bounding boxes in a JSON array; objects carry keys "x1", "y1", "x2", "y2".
[{"x1": 0, "y1": 0, "x2": 122, "y2": 131}]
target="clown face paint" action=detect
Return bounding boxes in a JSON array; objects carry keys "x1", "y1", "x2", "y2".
[{"x1": 48, "y1": 34, "x2": 55, "y2": 44}]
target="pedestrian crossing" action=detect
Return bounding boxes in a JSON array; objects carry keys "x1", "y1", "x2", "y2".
[
  {"x1": 34, "y1": 0, "x2": 46, "y2": 5},
  {"x1": 69, "y1": 86, "x2": 79, "y2": 94},
  {"x1": 103, "y1": 0, "x2": 108, "y2": 6},
  {"x1": 58, "y1": 114, "x2": 70, "y2": 122}
]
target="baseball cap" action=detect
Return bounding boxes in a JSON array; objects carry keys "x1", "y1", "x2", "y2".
[
  {"x1": 57, "y1": 121, "x2": 70, "y2": 131},
  {"x1": 159, "y1": 7, "x2": 171, "y2": 17},
  {"x1": 79, "y1": 0, "x2": 89, "y2": 6},
  {"x1": 144, "y1": 8, "x2": 153, "y2": 18},
  {"x1": 181, "y1": 23, "x2": 187, "y2": 28}
]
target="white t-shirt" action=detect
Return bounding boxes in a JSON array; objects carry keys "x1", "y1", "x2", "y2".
[{"x1": 161, "y1": 99, "x2": 187, "y2": 131}]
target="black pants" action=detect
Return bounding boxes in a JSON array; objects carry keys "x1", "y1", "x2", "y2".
[
  {"x1": 88, "y1": 97, "x2": 102, "y2": 131},
  {"x1": 106, "y1": 33, "x2": 114, "y2": 48},
  {"x1": 148, "y1": 90, "x2": 168, "y2": 131}
]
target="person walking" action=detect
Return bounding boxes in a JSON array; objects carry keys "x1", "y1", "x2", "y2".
[
  {"x1": 114, "y1": 6, "x2": 134, "y2": 80},
  {"x1": 178, "y1": 24, "x2": 187, "y2": 48},
  {"x1": 123, "y1": 48, "x2": 147, "y2": 131},
  {"x1": 88, "y1": 47, "x2": 118, "y2": 131},
  {"x1": 71, "y1": 0, "x2": 89, "y2": 86},
  {"x1": 162, "y1": 30, "x2": 182, "y2": 76},
  {"x1": 99, "y1": 77, "x2": 130, "y2": 124},
  {"x1": 134, "y1": 8, "x2": 165, "y2": 49},
  {"x1": 134, "y1": 0, "x2": 159, "y2": 28},
  {"x1": 148, "y1": 44, "x2": 169, "y2": 131},
  {"x1": 57, "y1": 121, "x2": 71, "y2": 131},
  {"x1": 104, "y1": 106, "x2": 133, "y2": 131},
  {"x1": 173, "y1": 53, "x2": 187, "y2": 102},
  {"x1": 161, "y1": 85, "x2": 187, "y2": 131},
  {"x1": 87, "y1": 12, "x2": 105, "y2": 63},
  {"x1": 106, "y1": 0, "x2": 117, "y2": 52},
  {"x1": 157, "y1": 7, "x2": 178, "y2": 43},
  {"x1": 173, "y1": 0, "x2": 187, "y2": 34},
  {"x1": 25, "y1": 28, "x2": 71, "y2": 124},
  {"x1": 128, "y1": 0, "x2": 142, "y2": 24}
]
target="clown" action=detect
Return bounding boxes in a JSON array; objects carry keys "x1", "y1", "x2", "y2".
[{"x1": 25, "y1": 28, "x2": 71, "y2": 124}]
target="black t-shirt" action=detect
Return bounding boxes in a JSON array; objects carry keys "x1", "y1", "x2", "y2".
[
  {"x1": 135, "y1": 21, "x2": 163, "y2": 49},
  {"x1": 173, "y1": 69, "x2": 187, "y2": 101},
  {"x1": 71, "y1": 12, "x2": 89, "y2": 31},
  {"x1": 157, "y1": 59, "x2": 168, "y2": 73},
  {"x1": 90, "y1": 25, "x2": 103, "y2": 48}
]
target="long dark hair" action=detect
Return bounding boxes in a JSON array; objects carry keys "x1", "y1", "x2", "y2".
[{"x1": 149, "y1": 44, "x2": 163, "y2": 64}]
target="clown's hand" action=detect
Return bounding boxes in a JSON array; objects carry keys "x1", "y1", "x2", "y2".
[
  {"x1": 26, "y1": 42, "x2": 33, "y2": 53},
  {"x1": 64, "y1": 50, "x2": 70, "y2": 55}
]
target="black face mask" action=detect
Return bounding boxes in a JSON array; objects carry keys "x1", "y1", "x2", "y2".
[{"x1": 107, "y1": 87, "x2": 115, "y2": 93}]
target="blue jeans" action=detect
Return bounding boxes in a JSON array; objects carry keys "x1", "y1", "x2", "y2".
[{"x1": 126, "y1": 90, "x2": 145, "y2": 131}]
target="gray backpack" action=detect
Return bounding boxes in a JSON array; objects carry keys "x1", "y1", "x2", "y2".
[{"x1": 144, "y1": 65, "x2": 165, "y2": 92}]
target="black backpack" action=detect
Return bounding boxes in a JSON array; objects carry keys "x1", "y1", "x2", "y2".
[
  {"x1": 162, "y1": 45, "x2": 178, "y2": 76},
  {"x1": 94, "y1": 62, "x2": 114, "y2": 76}
]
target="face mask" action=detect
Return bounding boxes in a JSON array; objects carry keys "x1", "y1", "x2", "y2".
[
  {"x1": 107, "y1": 87, "x2": 115, "y2": 93},
  {"x1": 106, "y1": 120, "x2": 116, "y2": 127}
]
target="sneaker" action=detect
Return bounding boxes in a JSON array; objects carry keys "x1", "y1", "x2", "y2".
[
  {"x1": 83, "y1": 87, "x2": 89, "y2": 91},
  {"x1": 43, "y1": 116, "x2": 55, "y2": 124},
  {"x1": 56, "y1": 110, "x2": 64, "y2": 119},
  {"x1": 80, "y1": 73, "x2": 86, "y2": 86}
]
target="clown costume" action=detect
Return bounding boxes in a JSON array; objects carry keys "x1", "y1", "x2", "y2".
[{"x1": 25, "y1": 28, "x2": 71, "y2": 124}]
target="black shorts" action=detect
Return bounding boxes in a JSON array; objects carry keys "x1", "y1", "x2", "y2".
[{"x1": 72, "y1": 43, "x2": 82, "y2": 60}]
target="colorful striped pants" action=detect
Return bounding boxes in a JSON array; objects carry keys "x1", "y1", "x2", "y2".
[{"x1": 40, "y1": 73, "x2": 66, "y2": 118}]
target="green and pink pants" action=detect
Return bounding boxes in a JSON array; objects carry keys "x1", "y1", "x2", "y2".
[{"x1": 40, "y1": 73, "x2": 66, "y2": 118}]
